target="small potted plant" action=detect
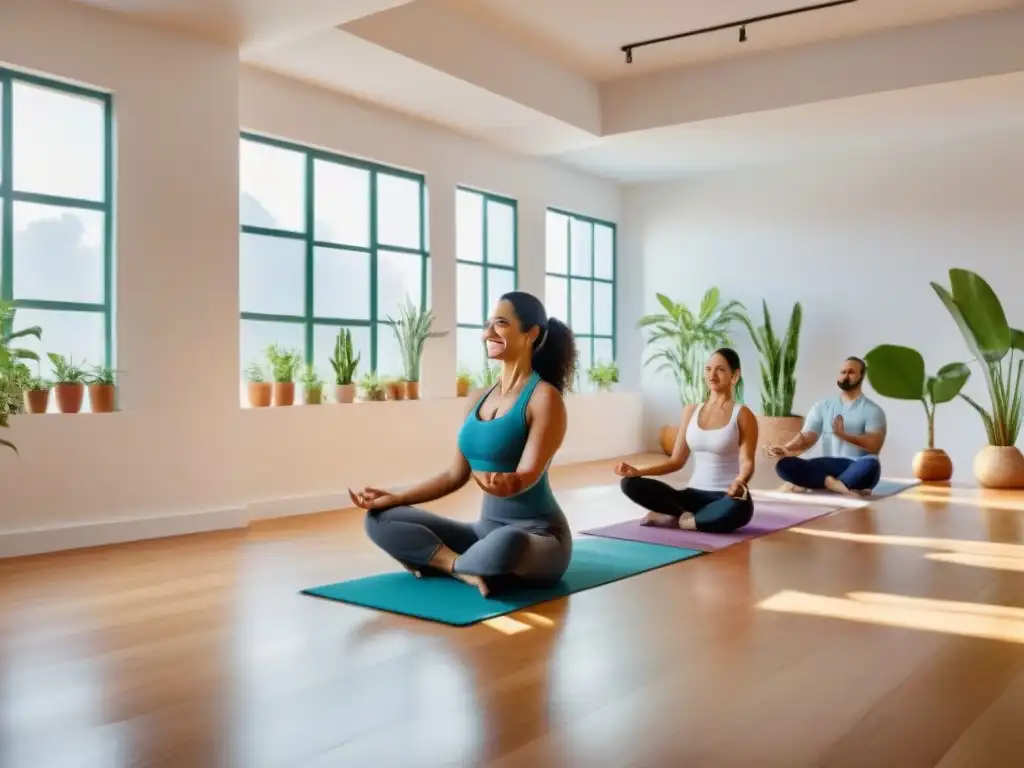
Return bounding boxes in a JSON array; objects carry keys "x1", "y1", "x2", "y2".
[
  {"x1": 88, "y1": 364, "x2": 117, "y2": 413},
  {"x1": 382, "y1": 376, "x2": 404, "y2": 401},
  {"x1": 587, "y1": 361, "x2": 619, "y2": 392},
  {"x1": 359, "y1": 372, "x2": 384, "y2": 402},
  {"x1": 388, "y1": 296, "x2": 447, "y2": 400},
  {"x1": 245, "y1": 361, "x2": 271, "y2": 408},
  {"x1": 301, "y1": 364, "x2": 323, "y2": 405},
  {"x1": 47, "y1": 353, "x2": 89, "y2": 414},
  {"x1": 265, "y1": 344, "x2": 302, "y2": 407},
  {"x1": 456, "y1": 368, "x2": 473, "y2": 398},
  {"x1": 23, "y1": 374, "x2": 51, "y2": 414},
  {"x1": 329, "y1": 328, "x2": 360, "y2": 404}
]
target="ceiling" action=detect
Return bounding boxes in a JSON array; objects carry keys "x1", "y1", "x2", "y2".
[{"x1": 69, "y1": 0, "x2": 1024, "y2": 182}]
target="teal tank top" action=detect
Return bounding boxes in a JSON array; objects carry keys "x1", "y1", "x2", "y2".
[{"x1": 457, "y1": 371, "x2": 563, "y2": 523}]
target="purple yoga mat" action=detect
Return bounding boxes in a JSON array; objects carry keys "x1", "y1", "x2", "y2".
[{"x1": 580, "y1": 500, "x2": 843, "y2": 552}]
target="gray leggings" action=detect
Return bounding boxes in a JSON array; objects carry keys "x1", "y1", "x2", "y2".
[{"x1": 364, "y1": 506, "x2": 572, "y2": 585}]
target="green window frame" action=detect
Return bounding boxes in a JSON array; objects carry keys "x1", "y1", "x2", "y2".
[
  {"x1": 544, "y1": 208, "x2": 617, "y2": 374},
  {"x1": 0, "y1": 68, "x2": 115, "y2": 368},
  {"x1": 455, "y1": 186, "x2": 518, "y2": 372},
  {"x1": 238, "y1": 132, "x2": 429, "y2": 382}
]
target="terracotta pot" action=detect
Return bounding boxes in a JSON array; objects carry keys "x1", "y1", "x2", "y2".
[
  {"x1": 248, "y1": 382, "x2": 272, "y2": 408},
  {"x1": 54, "y1": 383, "x2": 85, "y2": 414},
  {"x1": 89, "y1": 383, "x2": 116, "y2": 413},
  {"x1": 456, "y1": 378, "x2": 471, "y2": 398},
  {"x1": 913, "y1": 448, "x2": 953, "y2": 483},
  {"x1": 361, "y1": 388, "x2": 385, "y2": 402},
  {"x1": 385, "y1": 382, "x2": 403, "y2": 401},
  {"x1": 973, "y1": 445, "x2": 1024, "y2": 489},
  {"x1": 272, "y1": 382, "x2": 295, "y2": 406},
  {"x1": 405, "y1": 381, "x2": 420, "y2": 400},
  {"x1": 659, "y1": 425, "x2": 678, "y2": 456},
  {"x1": 24, "y1": 389, "x2": 50, "y2": 414},
  {"x1": 335, "y1": 383, "x2": 356, "y2": 404},
  {"x1": 757, "y1": 415, "x2": 804, "y2": 449},
  {"x1": 304, "y1": 387, "x2": 322, "y2": 405}
]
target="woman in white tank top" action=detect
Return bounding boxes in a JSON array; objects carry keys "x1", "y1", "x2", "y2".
[{"x1": 614, "y1": 348, "x2": 758, "y2": 532}]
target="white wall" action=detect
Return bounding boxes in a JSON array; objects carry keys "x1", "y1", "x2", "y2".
[
  {"x1": 0, "y1": 0, "x2": 639, "y2": 558},
  {"x1": 624, "y1": 131, "x2": 1024, "y2": 480}
]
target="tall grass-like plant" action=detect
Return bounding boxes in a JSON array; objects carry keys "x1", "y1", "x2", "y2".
[
  {"x1": 931, "y1": 268, "x2": 1024, "y2": 446},
  {"x1": 740, "y1": 300, "x2": 802, "y2": 417},
  {"x1": 387, "y1": 296, "x2": 447, "y2": 383},
  {"x1": 638, "y1": 288, "x2": 747, "y2": 404}
]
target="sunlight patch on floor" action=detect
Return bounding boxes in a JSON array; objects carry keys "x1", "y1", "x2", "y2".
[
  {"x1": 757, "y1": 590, "x2": 1024, "y2": 643},
  {"x1": 788, "y1": 527, "x2": 1024, "y2": 559},
  {"x1": 926, "y1": 551, "x2": 1024, "y2": 573}
]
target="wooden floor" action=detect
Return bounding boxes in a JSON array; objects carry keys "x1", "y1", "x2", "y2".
[{"x1": 3, "y1": 455, "x2": 1024, "y2": 767}]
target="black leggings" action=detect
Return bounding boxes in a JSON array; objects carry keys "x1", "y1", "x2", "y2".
[{"x1": 620, "y1": 476, "x2": 755, "y2": 534}]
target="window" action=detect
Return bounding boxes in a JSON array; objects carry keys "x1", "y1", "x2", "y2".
[
  {"x1": 0, "y1": 69, "x2": 114, "y2": 386},
  {"x1": 545, "y1": 209, "x2": 616, "y2": 385},
  {"x1": 238, "y1": 133, "x2": 428, "y2": 396},
  {"x1": 455, "y1": 187, "x2": 517, "y2": 375}
]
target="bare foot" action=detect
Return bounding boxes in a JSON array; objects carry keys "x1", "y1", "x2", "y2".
[
  {"x1": 777, "y1": 482, "x2": 805, "y2": 493},
  {"x1": 678, "y1": 512, "x2": 697, "y2": 531},
  {"x1": 824, "y1": 476, "x2": 860, "y2": 497},
  {"x1": 640, "y1": 511, "x2": 678, "y2": 527},
  {"x1": 454, "y1": 572, "x2": 490, "y2": 598}
]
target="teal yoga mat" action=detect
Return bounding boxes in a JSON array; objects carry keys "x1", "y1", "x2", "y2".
[{"x1": 302, "y1": 537, "x2": 702, "y2": 626}]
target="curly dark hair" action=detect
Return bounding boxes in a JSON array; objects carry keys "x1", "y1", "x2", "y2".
[{"x1": 501, "y1": 291, "x2": 578, "y2": 394}]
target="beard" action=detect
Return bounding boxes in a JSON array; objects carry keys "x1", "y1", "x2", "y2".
[{"x1": 837, "y1": 377, "x2": 860, "y2": 391}]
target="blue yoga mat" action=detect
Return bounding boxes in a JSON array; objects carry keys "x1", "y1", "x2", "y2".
[
  {"x1": 870, "y1": 478, "x2": 920, "y2": 497},
  {"x1": 302, "y1": 537, "x2": 703, "y2": 626}
]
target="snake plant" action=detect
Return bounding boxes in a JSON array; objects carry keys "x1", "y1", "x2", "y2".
[{"x1": 739, "y1": 300, "x2": 802, "y2": 417}]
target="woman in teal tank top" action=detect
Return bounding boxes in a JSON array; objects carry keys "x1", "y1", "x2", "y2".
[{"x1": 351, "y1": 292, "x2": 578, "y2": 598}]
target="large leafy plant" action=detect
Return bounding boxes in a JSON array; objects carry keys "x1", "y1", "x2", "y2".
[
  {"x1": 740, "y1": 300, "x2": 802, "y2": 417},
  {"x1": 387, "y1": 296, "x2": 447, "y2": 383},
  {"x1": 864, "y1": 344, "x2": 970, "y2": 449},
  {"x1": 1, "y1": 300, "x2": 43, "y2": 452},
  {"x1": 638, "y1": 288, "x2": 747, "y2": 404},
  {"x1": 931, "y1": 268, "x2": 1024, "y2": 446}
]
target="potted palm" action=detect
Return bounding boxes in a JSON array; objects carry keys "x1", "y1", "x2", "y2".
[
  {"x1": 388, "y1": 296, "x2": 447, "y2": 400},
  {"x1": 265, "y1": 344, "x2": 302, "y2": 406},
  {"x1": 47, "y1": 353, "x2": 89, "y2": 414},
  {"x1": 88, "y1": 365, "x2": 117, "y2": 413},
  {"x1": 301, "y1": 364, "x2": 323, "y2": 405},
  {"x1": 931, "y1": 268, "x2": 1024, "y2": 488},
  {"x1": 864, "y1": 344, "x2": 970, "y2": 482},
  {"x1": 739, "y1": 300, "x2": 803, "y2": 449},
  {"x1": 244, "y1": 362, "x2": 271, "y2": 408},
  {"x1": 329, "y1": 328, "x2": 360, "y2": 404},
  {"x1": 638, "y1": 288, "x2": 747, "y2": 454}
]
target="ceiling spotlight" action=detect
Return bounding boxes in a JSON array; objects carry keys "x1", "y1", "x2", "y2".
[{"x1": 739, "y1": 25, "x2": 747, "y2": 42}]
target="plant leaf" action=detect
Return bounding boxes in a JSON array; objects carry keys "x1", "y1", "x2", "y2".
[
  {"x1": 864, "y1": 344, "x2": 926, "y2": 400},
  {"x1": 930, "y1": 362, "x2": 971, "y2": 404},
  {"x1": 948, "y1": 268, "x2": 1011, "y2": 363}
]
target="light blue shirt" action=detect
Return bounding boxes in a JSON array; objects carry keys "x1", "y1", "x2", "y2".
[{"x1": 804, "y1": 394, "x2": 886, "y2": 459}]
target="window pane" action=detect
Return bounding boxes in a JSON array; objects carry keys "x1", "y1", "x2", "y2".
[
  {"x1": 240, "y1": 319, "x2": 304, "y2": 383},
  {"x1": 570, "y1": 218, "x2": 592, "y2": 277},
  {"x1": 313, "y1": 324, "x2": 370, "y2": 387},
  {"x1": 570, "y1": 279, "x2": 593, "y2": 334},
  {"x1": 377, "y1": 249, "x2": 422, "y2": 320},
  {"x1": 486, "y1": 200, "x2": 515, "y2": 267},
  {"x1": 486, "y1": 267, "x2": 515, "y2": 317},
  {"x1": 545, "y1": 275, "x2": 568, "y2": 326},
  {"x1": 577, "y1": 338, "x2": 593, "y2": 389},
  {"x1": 594, "y1": 337, "x2": 614, "y2": 365},
  {"x1": 546, "y1": 211, "x2": 568, "y2": 274},
  {"x1": 16, "y1": 308, "x2": 106, "y2": 412},
  {"x1": 425, "y1": 256, "x2": 432, "y2": 311},
  {"x1": 12, "y1": 202, "x2": 105, "y2": 304},
  {"x1": 456, "y1": 189, "x2": 483, "y2": 263},
  {"x1": 13, "y1": 82, "x2": 105, "y2": 202},
  {"x1": 457, "y1": 263, "x2": 483, "y2": 326},
  {"x1": 313, "y1": 247, "x2": 370, "y2": 320},
  {"x1": 239, "y1": 233, "x2": 305, "y2": 316},
  {"x1": 594, "y1": 224, "x2": 614, "y2": 280},
  {"x1": 594, "y1": 281, "x2": 613, "y2": 336},
  {"x1": 377, "y1": 173, "x2": 421, "y2": 249},
  {"x1": 313, "y1": 160, "x2": 369, "y2": 247},
  {"x1": 457, "y1": 327, "x2": 486, "y2": 375},
  {"x1": 240, "y1": 138, "x2": 305, "y2": 232},
  {"x1": 376, "y1": 323, "x2": 403, "y2": 379}
]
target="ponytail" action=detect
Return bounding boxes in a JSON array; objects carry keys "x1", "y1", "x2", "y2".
[
  {"x1": 533, "y1": 317, "x2": 578, "y2": 394},
  {"x1": 500, "y1": 291, "x2": 579, "y2": 394}
]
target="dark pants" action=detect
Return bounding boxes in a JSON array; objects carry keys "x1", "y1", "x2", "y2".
[
  {"x1": 620, "y1": 477, "x2": 754, "y2": 534},
  {"x1": 776, "y1": 456, "x2": 881, "y2": 491}
]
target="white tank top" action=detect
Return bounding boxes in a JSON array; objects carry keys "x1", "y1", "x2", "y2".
[{"x1": 686, "y1": 401, "x2": 742, "y2": 492}]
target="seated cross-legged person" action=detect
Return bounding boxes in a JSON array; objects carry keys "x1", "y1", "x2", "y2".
[
  {"x1": 615, "y1": 348, "x2": 758, "y2": 533},
  {"x1": 765, "y1": 356, "x2": 886, "y2": 497}
]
